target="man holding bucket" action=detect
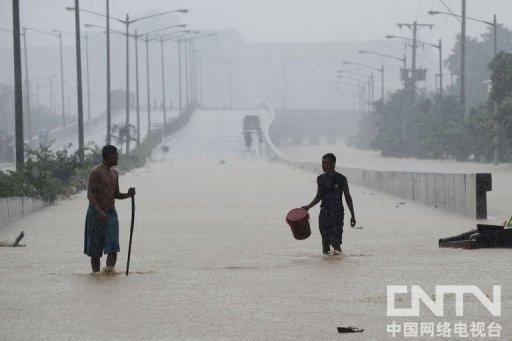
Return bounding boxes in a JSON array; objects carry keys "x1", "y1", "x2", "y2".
[{"x1": 302, "y1": 153, "x2": 356, "y2": 255}]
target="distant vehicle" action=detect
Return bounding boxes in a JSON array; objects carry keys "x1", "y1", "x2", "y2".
[
  {"x1": 242, "y1": 115, "x2": 262, "y2": 151},
  {"x1": 243, "y1": 115, "x2": 261, "y2": 132}
]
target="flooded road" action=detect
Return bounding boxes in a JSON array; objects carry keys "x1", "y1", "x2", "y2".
[
  {"x1": 282, "y1": 143, "x2": 512, "y2": 224},
  {"x1": 1, "y1": 110, "x2": 511, "y2": 340}
]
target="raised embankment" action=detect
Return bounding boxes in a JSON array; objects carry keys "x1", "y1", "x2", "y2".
[
  {"x1": 1, "y1": 106, "x2": 196, "y2": 226},
  {"x1": 258, "y1": 102, "x2": 492, "y2": 219},
  {"x1": 0, "y1": 197, "x2": 45, "y2": 225}
]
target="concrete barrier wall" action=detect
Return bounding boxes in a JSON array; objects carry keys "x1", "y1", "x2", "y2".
[
  {"x1": 0, "y1": 197, "x2": 46, "y2": 226},
  {"x1": 259, "y1": 102, "x2": 492, "y2": 219},
  {"x1": 25, "y1": 110, "x2": 112, "y2": 149}
]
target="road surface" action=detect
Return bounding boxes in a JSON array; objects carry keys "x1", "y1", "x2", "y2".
[{"x1": 1, "y1": 109, "x2": 511, "y2": 340}]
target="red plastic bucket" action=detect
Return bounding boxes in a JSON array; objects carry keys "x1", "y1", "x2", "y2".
[{"x1": 286, "y1": 208, "x2": 311, "y2": 240}]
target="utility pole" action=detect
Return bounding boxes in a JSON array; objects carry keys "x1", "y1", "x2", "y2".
[
  {"x1": 134, "y1": 30, "x2": 141, "y2": 146},
  {"x1": 492, "y1": 13, "x2": 498, "y2": 164},
  {"x1": 22, "y1": 28, "x2": 31, "y2": 138},
  {"x1": 283, "y1": 64, "x2": 287, "y2": 110},
  {"x1": 381, "y1": 64, "x2": 385, "y2": 101},
  {"x1": 36, "y1": 82, "x2": 40, "y2": 108},
  {"x1": 12, "y1": 0, "x2": 24, "y2": 171},
  {"x1": 438, "y1": 39, "x2": 443, "y2": 98},
  {"x1": 189, "y1": 40, "x2": 194, "y2": 103},
  {"x1": 199, "y1": 55, "x2": 203, "y2": 105},
  {"x1": 160, "y1": 36, "x2": 167, "y2": 125},
  {"x1": 74, "y1": 0, "x2": 84, "y2": 162},
  {"x1": 57, "y1": 30, "x2": 66, "y2": 127},
  {"x1": 461, "y1": 0, "x2": 467, "y2": 117},
  {"x1": 50, "y1": 76, "x2": 54, "y2": 113},
  {"x1": 125, "y1": 14, "x2": 130, "y2": 154},
  {"x1": 106, "y1": 0, "x2": 111, "y2": 144},
  {"x1": 84, "y1": 32, "x2": 91, "y2": 120},
  {"x1": 228, "y1": 60, "x2": 233, "y2": 109},
  {"x1": 144, "y1": 34, "x2": 151, "y2": 136},
  {"x1": 493, "y1": 14, "x2": 497, "y2": 58},
  {"x1": 184, "y1": 39, "x2": 189, "y2": 105},
  {"x1": 370, "y1": 73, "x2": 375, "y2": 103},
  {"x1": 178, "y1": 39, "x2": 183, "y2": 115},
  {"x1": 396, "y1": 21, "x2": 434, "y2": 99}
]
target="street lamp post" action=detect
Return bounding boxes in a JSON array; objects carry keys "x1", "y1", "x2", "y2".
[
  {"x1": 144, "y1": 33, "x2": 151, "y2": 136},
  {"x1": 124, "y1": 14, "x2": 130, "y2": 154},
  {"x1": 385, "y1": 35, "x2": 444, "y2": 98},
  {"x1": 228, "y1": 60, "x2": 233, "y2": 109},
  {"x1": 87, "y1": 25, "x2": 188, "y2": 142},
  {"x1": 22, "y1": 28, "x2": 31, "y2": 138},
  {"x1": 12, "y1": 0, "x2": 24, "y2": 171},
  {"x1": 336, "y1": 75, "x2": 372, "y2": 112},
  {"x1": 57, "y1": 30, "x2": 66, "y2": 127},
  {"x1": 28, "y1": 27, "x2": 68, "y2": 128},
  {"x1": 178, "y1": 39, "x2": 182, "y2": 115},
  {"x1": 338, "y1": 70, "x2": 374, "y2": 102},
  {"x1": 67, "y1": 6, "x2": 188, "y2": 152},
  {"x1": 73, "y1": 0, "x2": 85, "y2": 162},
  {"x1": 428, "y1": 6, "x2": 498, "y2": 115},
  {"x1": 106, "y1": 0, "x2": 111, "y2": 144},
  {"x1": 342, "y1": 61, "x2": 384, "y2": 101},
  {"x1": 134, "y1": 29, "x2": 141, "y2": 146},
  {"x1": 84, "y1": 32, "x2": 91, "y2": 120},
  {"x1": 159, "y1": 36, "x2": 167, "y2": 125},
  {"x1": 175, "y1": 32, "x2": 213, "y2": 107}
]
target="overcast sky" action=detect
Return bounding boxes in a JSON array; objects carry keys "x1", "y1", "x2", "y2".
[{"x1": 0, "y1": 0, "x2": 511, "y2": 48}]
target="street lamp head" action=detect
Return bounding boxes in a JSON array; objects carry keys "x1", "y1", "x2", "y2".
[
  {"x1": 84, "y1": 24, "x2": 94, "y2": 28},
  {"x1": 177, "y1": 9, "x2": 189, "y2": 14},
  {"x1": 178, "y1": 24, "x2": 187, "y2": 28},
  {"x1": 428, "y1": 10, "x2": 441, "y2": 15},
  {"x1": 65, "y1": 6, "x2": 75, "y2": 11},
  {"x1": 359, "y1": 50, "x2": 368, "y2": 54},
  {"x1": 51, "y1": 29, "x2": 59, "y2": 33},
  {"x1": 342, "y1": 61, "x2": 350, "y2": 65},
  {"x1": 385, "y1": 35, "x2": 396, "y2": 39}
]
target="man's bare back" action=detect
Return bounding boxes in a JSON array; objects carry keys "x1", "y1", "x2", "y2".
[{"x1": 87, "y1": 164, "x2": 118, "y2": 212}]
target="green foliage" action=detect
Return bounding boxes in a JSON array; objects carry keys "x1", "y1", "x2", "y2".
[
  {"x1": 489, "y1": 51, "x2": 512, "y2": 105},
  {"x1": 445, "y1": 25, "x2": 512, "y2": 108},
  {"x1": 368, "y1": 90, "x2": 501, "y2": 161},
  {"x1": 1, "y1": 104, "x2": 196, "y2": 203}
]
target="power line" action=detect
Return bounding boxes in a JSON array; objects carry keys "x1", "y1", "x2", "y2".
[{"x1": 439, "y1": 0, "x2": 461, "y2": 23}]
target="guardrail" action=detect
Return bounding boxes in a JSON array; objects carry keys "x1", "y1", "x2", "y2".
[
  {"x1": 258, "y1": 102, "x2": 492, "y2": 219},
  {"x1": 0, "y1": 197, "x2": 46, "y2": 226}
]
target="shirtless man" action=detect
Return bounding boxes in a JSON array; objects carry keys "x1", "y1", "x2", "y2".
[
  {"x1": 84, "y1": 145, "x2": 135, "y2": 273},
  {"x1": 302, "y1": 153, "x2": 356, "y2": 255}
]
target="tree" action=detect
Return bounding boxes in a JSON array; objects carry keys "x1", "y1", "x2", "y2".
[
  {"x1": 489, "y1": 52, "x2": 512, "y2": 105},
  {"x1": 445, "y1": 24, "x2": 512, "y2": 109}
]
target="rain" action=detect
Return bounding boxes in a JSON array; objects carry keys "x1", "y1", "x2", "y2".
[{"x1": 1, "y1": 1, "x2": 512, "y2": 339}]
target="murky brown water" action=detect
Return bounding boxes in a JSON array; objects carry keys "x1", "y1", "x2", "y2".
[{"x1": 1, "y1": 110, "x2": 511, "y2": 340}]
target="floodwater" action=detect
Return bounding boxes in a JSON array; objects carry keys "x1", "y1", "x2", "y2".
[{"x1": 1, "y1": 110, "x2": 511, "y2": 340}]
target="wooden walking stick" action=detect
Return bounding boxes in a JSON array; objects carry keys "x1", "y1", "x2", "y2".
[{"x1": 126, "y1": 196, "x2": 135, "y2": 276}]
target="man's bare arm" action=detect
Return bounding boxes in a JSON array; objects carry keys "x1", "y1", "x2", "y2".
[
  {"x1": 114, "y1": 173, "x2": 135, "y2": 200},
  {"x1": 302, "y1": 183, "x2": 321, "y2": 211},
  {"x1": 344, "y1": 182, "x2": 356, "y2": 226}
]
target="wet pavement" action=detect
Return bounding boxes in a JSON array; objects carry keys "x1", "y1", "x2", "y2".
[{"x1": 1, "y1": 110, "x2": 511, "y2": 340}]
